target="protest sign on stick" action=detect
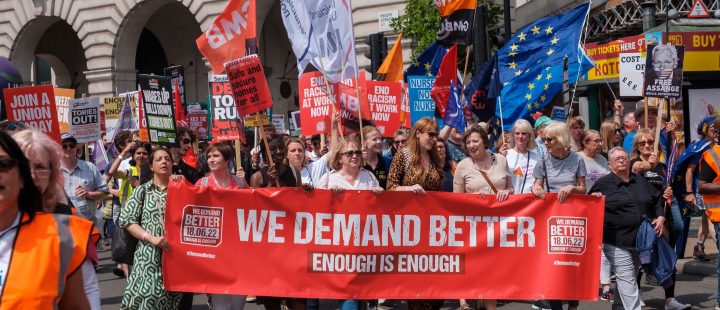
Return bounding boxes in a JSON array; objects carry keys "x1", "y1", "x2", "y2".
[
  {"x1": 4, "y1": 85, "x2": 61, "y2": 141},
  {"x1": 366, "y1": 80, "x2": 402, "y2": 137},
  {"x1": 69, "y1": 97, "x2": 102, "y2": 143},
  {"x1": 165, "y1": 183, "x2": 603, "y2": 300},
  {"x1": 138, "y1": 74, "x2": 177, "y2": 147},
  {"x1": 54, "y1": 88, "x2": 75, "y2": 133},
  {"x1": 209, "y1": 75, "x2": 245, "y2": 143}
]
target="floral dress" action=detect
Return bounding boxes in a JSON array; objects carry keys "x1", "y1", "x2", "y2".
[{"x1": 119, "y1": 182, "x2": 181, "y2": 309}]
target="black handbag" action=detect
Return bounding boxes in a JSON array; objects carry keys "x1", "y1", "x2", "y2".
[{"x1": 111, "y1": 184, "x2": 146, "y2": 264}]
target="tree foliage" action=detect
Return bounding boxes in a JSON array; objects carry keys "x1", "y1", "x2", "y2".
[{"x1": 391, "y1": 0, "x2": 504, "y2": 59}]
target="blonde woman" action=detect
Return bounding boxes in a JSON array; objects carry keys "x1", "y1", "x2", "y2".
[
  {"x1": 599, "y1": 120, "x2": 621, "y2": 158},
  {"x1": 567, "y1": 116, "x2": 586, "y2": 152},
  {"x1": 286, "y1": 138, "x2": 307, "y2": 185},
  {"x1": 506, "y1": 119, "x2": 539, "y2": 194}
]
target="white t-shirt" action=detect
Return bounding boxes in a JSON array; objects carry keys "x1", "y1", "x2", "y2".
[
  {"x1": 0, "y1": 213, "x2": 21, "y2": 291},
  {"x1": 319, "y1": 169, "x2": 380, "y2": 190},
  {"x1": 301, "y1": 154, "x2": 330, "y2": 187},
  {"x1": 306, "y1": 151, "x2": 322, "y2": 163},
  {"x1": 506, "y1": 149, "x2": 539, "y2": 194}
]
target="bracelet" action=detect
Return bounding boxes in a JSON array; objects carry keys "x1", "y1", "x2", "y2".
[{"x1": 141, "y1": 232, "x2": 149, "y2": 242}]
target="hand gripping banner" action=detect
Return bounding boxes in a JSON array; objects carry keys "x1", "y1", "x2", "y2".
[{"x1": 164, "y1": 181, "x2": 603, "y2": 300}]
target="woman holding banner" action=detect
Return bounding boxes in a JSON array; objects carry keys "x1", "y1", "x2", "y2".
[
  {"x1": 531, "y1": 122, "x2": 586, "y2": 310},
  {"x1": 453, "y1": 124, "x2": 513, "y2": 310},
  {"x1": 194, "y1": 142, "x2": 247, "y2": 310},
  {"x1": 119, "y1": 147, "x2": 182, "y2": 309},
  {"x1": 387, "y1": 117, "x2": 443, "y2": 310},
  {"x1": 506, "y1": 119, "x2": 538, "y2": 194}
]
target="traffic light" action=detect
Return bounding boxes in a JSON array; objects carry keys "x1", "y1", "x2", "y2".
[{"x1": 364, "y1": 32, "x2": 387, "y2": 79}]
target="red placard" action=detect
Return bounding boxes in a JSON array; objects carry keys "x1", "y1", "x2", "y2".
[
  {"x1": 366, "y1": 80, "x2": 402, "y2": 137},
  {"x1": 4, "y1": 85, "x2": 61, "y2": 142},
  {"x1": 209, "y1": 74, "x2": 244, "y2": 142},
  {"x1": 224, "y1": 55, "x2": 273, "y2": 117},
  {"x1": 164, "y1": 182, "x2": 603, "y2": 300},
  {"x1": 299, "y1": 71, "x2": 335, "y2": 136}
]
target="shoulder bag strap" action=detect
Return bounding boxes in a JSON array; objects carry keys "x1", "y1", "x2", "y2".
[
  {"x1": 543, "y1": 157, "x2": 550, "y2": 192},
  {"x1": 479, "y1": 170, "x2": 498, "y2": 194}
]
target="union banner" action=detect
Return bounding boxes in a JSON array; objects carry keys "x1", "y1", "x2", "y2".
[{"x1": 164, "y1": 181, "x2": 603, "y2": 300}]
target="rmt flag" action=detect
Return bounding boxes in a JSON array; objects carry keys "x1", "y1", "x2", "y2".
[
  {"x1": 435, "y1": 0, "x2": 477, "y2": 47},
  {"x1": 197, "y1": 0, "x2": 257, "y2": 74}
]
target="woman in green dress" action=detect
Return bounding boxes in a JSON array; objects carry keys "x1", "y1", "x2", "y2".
[{"x1": 119, "y1": 147, "x2": 181, "y2": 309}]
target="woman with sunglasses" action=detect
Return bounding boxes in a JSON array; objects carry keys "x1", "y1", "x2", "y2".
[
  {"x1": 630, "y1": 129, "x2": 689, "y2": 309},
  {"x1": 173, "y1": 127, "x2": 202, "y2": 185},
  {"x1": 119, "y1": 147, "x2": 183, "y2": 309},
  {"x1": 531, "y1": 122, "x2": 586, "y2": 310},
  {"x1": 386, "y1": 117, "x2": 444, "y2": 310},
  {"x1": 0, "y1": 130, "x2": 93, "y2": 309},
  {"x1": 600, "y1": 120, "x2": 621, "y2": 158},
  {"x1": 250, "y1": 135, "x2": 298, "y2": 188},
  {"x1": 453, "y1": 125, "x2": 513, "y2": 310}
]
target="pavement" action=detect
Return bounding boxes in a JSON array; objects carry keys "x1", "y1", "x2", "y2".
[{"x1": 97, "y1": 217, "x2": 720, "y2": 310}]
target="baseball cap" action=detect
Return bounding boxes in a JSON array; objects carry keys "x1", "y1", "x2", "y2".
[
  {"x1": 61, "y1": 133, "x2": 77, "y2": 144},
  {"x1": 534, "y1": 116, "x2": 553, "y2": 130}
]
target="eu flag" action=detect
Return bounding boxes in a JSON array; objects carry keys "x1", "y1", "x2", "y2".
[
  {"x1": 404, "y1": 42, "x2": 447, "y2": 78},
  {"x1": 496, "y1": 3, "x2": 590, "y2": 84}
]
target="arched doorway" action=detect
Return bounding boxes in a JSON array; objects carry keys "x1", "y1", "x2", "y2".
[
  {"x1": 10, "y1": 17, "x2": 88, "y2": 95},
  {"x1": 113, "y1": 0, "x2": 206, "y2": 101}
]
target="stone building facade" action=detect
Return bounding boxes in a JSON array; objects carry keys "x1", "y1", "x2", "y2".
[{"x1": 0, "y1": 0, "x2": 411, "y2": 119}]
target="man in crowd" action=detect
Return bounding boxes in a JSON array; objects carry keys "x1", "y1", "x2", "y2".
[
  {"x1": 534, "y1": 116, "x2": 553, "y2": 159},
  {"x1": 697, "y1": 124, "x2": 720, "y2": 310},
  {"x1": 60, "y1": 133, "x2": 109, "y2": 222},
  {"x1": 173, "y1": 127, "x2": 203, "y2": 184},
  {"x1": 384, "y1": 128, "x2": 409, "y2": 160},
  {"x1": 440, "y1": 126, "x2": 468, "y2": 164},
  {"x1": 306, "y1": 135, "x2": 323, "y2": 163}
]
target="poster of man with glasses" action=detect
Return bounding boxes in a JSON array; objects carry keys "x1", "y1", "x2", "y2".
[{"x1": 643, "y1": 43, "x2": 684, "y2": 98}]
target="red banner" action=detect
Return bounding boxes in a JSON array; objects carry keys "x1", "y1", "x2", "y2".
[
  {"x1": 209, "y1": 74, "x2": 244, "y2": 142},
  {"x1": 366, "y1": 80, "x2": 402, "y2": 137},
  {"x1": 4, "y1": 85, "x2": 61, "y2": 142},
  {"x1": 164, "y1": 182, "x2": 603, "y2": 300},
  {"x1": 196, "y1": 0, "x2": 256, "y2": 74},
  {"x1": 224, "y1": 55, "x2": 273, "y2": 117}
]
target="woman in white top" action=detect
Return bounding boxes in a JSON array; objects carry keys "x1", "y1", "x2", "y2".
[
  {"x1": 579, "y1": 130, "x2": 610, "y2": 191},
  {"x1": 320, "y1": 136, "x2": 383, "y2": 192},
  {"x1": 505, "y1": 119, "x2": 539, "y2": 194}
]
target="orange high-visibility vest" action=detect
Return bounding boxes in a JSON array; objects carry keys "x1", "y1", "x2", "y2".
[
  {"x1": 701, "y1": 145, "x2": 720, "y2": 223},
  {"x1": 0, "y1": 213, "x2": 93, "y2": 309}
]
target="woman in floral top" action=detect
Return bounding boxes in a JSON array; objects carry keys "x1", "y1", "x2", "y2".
[
  {"x1": 119, "y1": 147, "x2": 181, "y2": 309},
  {"x1": 387, "y1": 117, "x2": 444, "y2": 193}
]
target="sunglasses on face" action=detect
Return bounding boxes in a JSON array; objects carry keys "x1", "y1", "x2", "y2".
[
  {"x1": 393, "y1": 139, "x2": 407, "y2": 145},
  {"x1": 341, "y1": 150, "x2": 362, "y2": 157},
  {"x1": 638, "y1": 140, "x2": 654, "y2": 146},
  {"x1": 0, "y1": 157, "x2": 18, "y2": 172},
  {"x1": 62, "y1": 143, "x2": 77, "y2": 150},
  {"x1": 542, "y1": 137, "x2": 556, "y2": 143},
  {"x1": 424, "y1": 131, "x2": 439, "y2": 139}
]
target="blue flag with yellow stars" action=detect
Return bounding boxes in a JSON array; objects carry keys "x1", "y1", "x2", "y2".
[
  {"x1": 404, "y1": 42, "x2": 447, "y2": 79},
  {"x1": 496, "y1": 3, "x2": 590, "y2": 84}
]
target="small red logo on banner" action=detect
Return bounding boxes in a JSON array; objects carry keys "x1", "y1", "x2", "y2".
[{"x1": 181, "y1": 205, "x2": 224, "y2": 247}]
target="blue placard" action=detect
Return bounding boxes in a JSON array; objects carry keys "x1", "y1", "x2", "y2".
[
  {"x1": 551, "y1": 106, "x2": 567, "y2": 122},
  {"x1": 408, "y1": 76, "x2": 436, "y2": 125}
]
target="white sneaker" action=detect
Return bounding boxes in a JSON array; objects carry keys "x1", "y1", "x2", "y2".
[
  {"x1": 665, "y1": 298, "x2": 691, "y2": 310},
  {"x1": 640, "y1": 296, "x2": 646, "y2": 307}
]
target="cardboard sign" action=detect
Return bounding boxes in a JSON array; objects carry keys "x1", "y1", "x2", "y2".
[
  {"x1": 4, "y1": 85, "x2": 61, "y2": 141},
  {"x1": 244, "y1": 113, "x2": 270, "y2": 127},
  {"x1": 299, "y1": 71, "x2": 335, "y2": 136},
  {"x1": 187, "y1": 103, "x2": 209, "y2": 141},
  {"x1": 643, "y1": 44, "x2": 684, "y2": 98},
  {"x1": 366, "y1": 80, "x2": 402, "y2": 137},
  {"x1": 209, "y1": 74, "x2": 244, "y2": 142},
  {"x1": 408, "y1": 76, "x2": 436, "y2": 125},
  {"x1": 164, "y1": 65, "x2": 186, "y2": 107},
  {"x1": 69, "y1": 97, "x2": 102, "y2": 143},
  {"x1": 224, "y1": 55, "x2": 273, "y2": 117},
  {"x1": 54, "y1": 88, "x2": 75, "y2": 133},
  {"x1": 138, "y1": 74, "x2": 177, "y2": 146},
  {"x1": 619, "y1": 53, "x2": 645, "y2": 97},
  {"x1": 165, "y1": 183, "x2": 603, "y2": 300}
]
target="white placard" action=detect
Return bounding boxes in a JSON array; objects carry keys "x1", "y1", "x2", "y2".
[
  {"x1": 379, "y1": 11, "x2": 399, "y2": 32},
  {"x1": 69, "y1": 97, "x2": 102, "y2": 143},
  {"x1": 619, "y1": 53, "x2": 645, "y2": 97},
  {"x1": 272, "y1": 113, "x2": 286, "y2": 133}
]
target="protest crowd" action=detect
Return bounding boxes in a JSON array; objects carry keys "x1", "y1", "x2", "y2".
[{"x1": 1, "y1": 1, "x2": 719, "y2": 310}]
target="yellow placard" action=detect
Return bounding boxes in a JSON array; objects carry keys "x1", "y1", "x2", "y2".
[{"x1": 244, "y1": 114, "x2": 270, "y2": 127}]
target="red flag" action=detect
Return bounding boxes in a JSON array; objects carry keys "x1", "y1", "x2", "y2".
[
  {"x1": 196, "y1": 0, "x2": 257, "y2": 74},
  {"x1": 182, "y1": 145, "x2": 199, "y2": 170},
  {"x1": 430, "y1": 44, "x2": 458, "y2": 119},
  {"x1": 173, "y1": 80, "x2": 187, "y2": 127}
]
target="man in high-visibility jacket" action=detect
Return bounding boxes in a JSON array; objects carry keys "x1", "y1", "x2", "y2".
[
  {"x1": 0, "y1": 212, "x2": 93, "y2": 309},
  {"x1": 697, "y1": 122, "x2": 720, "y2": 310}
]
